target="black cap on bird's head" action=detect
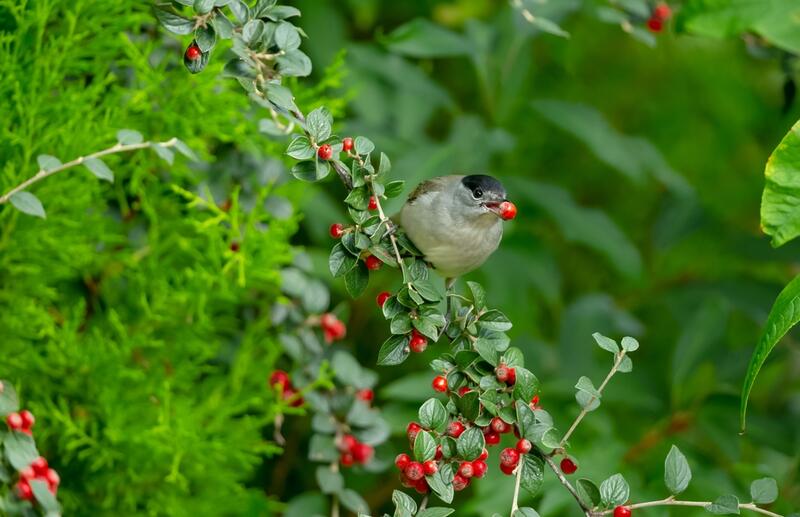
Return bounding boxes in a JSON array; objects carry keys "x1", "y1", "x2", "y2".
[{"x1": 459, "y1": 174, "x2": 509, "y2": 218}]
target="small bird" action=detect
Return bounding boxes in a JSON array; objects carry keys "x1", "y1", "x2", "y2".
[{"x1": 400, "y1": 174, "x2": 516, "y2": 287}]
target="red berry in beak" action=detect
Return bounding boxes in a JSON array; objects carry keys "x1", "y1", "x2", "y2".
[{"x1": 499, "y1": 201, "x2": 517, "y2": 220}]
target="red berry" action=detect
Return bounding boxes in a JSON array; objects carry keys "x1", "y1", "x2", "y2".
[
  {"x1": 423, "y1": 460, "x2": 438, "y2": 475},
  {"x1": 500, "y1": 447, "x2": 520, "y2": 467},
  {"x1": 329, "y1": 223, "x2": 345, "y2": 239},
  {"x1": 283, "y1": 387, "x2": 304, "y2": 407},
  {"x1": 472, "y1": 460, "x2": 488, "y2": 478},
  {"x1": 400, "y1": 473, "x2": 416, "y2": 488},
  {"x1": 365, "y1": 255, "x2": 382, "y2": 271},
  {"x1": 478, "y1": 449, "x2": 489, "y2": 461},
  {"x1": 31, "y1": 457, "x2": 48, "y2": 476},
  {"x1": 414, "y1": 477, "x2": 429, "y2": 494},
  {"x1": 458, "y1": 386, "x2": 471, "y2": 396},
  {"x1": 435, "y1": 445, "x2": 443, "y2": 460},
  {"x1": 452, "y1": 474, "x2": 470, "y2": 491},
  {"x1": 500, "y1": 462, "x2": 516, "y2": 475},
  {"x1": 405, "y1": 462, "x2": 424, "y2": 481},
  {"x1": 317, "y1": 144, "x2": 333, "y2": 161},
  {"x1": 185, "y1": 43, "x2": 201, "y2": 61},
  {"x1": 530, "y1": 395, "x2": 540, "y2": 409},
  {"x1": 15, "y1": 480, "x2": 33, "y2": 501},
  {"x1": 446, "y1": 421, "x2": 465, "y2": 438},
  {"x1": 560, "y1": 457, "x2": 578, "y2": 475},
  {"x1": 653, "y1": 2, "x2": 672, "y2": 20},
  {"x1": 376, "y1": 291, "x2": 391, "y2": 308},
  {"x1": 19, "y1": 410, "x2": 34, "y2": 428},
  {"x1": 367, "y1": 196, "x2": 378, "y2": 211},
  {"x1": 339, "y1": 434, "x2": 358, "y2": 452},
  {"x1": 352, "y1": 442, "x2": 374, "y2": 464},
  {"x1": 229, "y1": 241, "x2": 240, "y2": 252},
  {"x1": 496, "y1": 364, "x2": 515, "y2": 384},
  {"x1": 356, "y1": 388, "x2": 374, "y2": 402},
  {"x1": 19, "y1": 467, "x2": 35, "y2": 481},
  {"x1": 614, "y1": 506, "x2": 632, "y2": 517},
  {"x1": 647, "y1": 16, "x2": 663, "y2": 32},
  {"x1": 269, "y1": 370, "x2": 291, "y2": 389},
  {"x1": 45, "y1": 469, "x2": 60, "y2": 490},
  {"x1": 409, "y1": 329, "x2": 428, "y2": 353},
  {"x1": 407, "y1": 422, "x2": 422, "y2": 442},
  {"x1": 342, "y1": 137, "x2": 354, "y2": 152},
  {"x1": 432, "y1": 375, "x2": 448, "y2": 393},
  {"x1": 6, "y1": 412, "x2": 23, "y2": 431},
  {"x1": 490, "y1": 416, "x2": 511, "y2": 434},
  {"x1": 498, "y1": 201, "x2": 517, "y2": 220},
  {"x1": 484, "y1": 430, "x2": 500, "y2": 446},
  {"x1": 395, "y1": 453, "x2": 411, "y2": 471},
  {"x1": 340, "y1": 452, "x2": 354, "y2": 467},
  {"x1": 516, "y1": 438, "x2": 532, "y2": 454},
  {"x1": 458, "y1": 461, "x2": 474, "y2": 478}
]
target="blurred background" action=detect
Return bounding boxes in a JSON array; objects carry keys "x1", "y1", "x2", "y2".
[{"x1": 1, "y1": 0, "x2": 798, "y2": 515}]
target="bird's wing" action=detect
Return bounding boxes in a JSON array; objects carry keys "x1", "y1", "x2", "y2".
[{"x1": 406, "y1": 175, "x2": 463, "y2": 204}]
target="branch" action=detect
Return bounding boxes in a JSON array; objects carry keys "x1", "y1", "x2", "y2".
[
  {"x1": 559, "y1": 350, "x2": 627, "y2": 447},
  {"x1": 0, "y1": 138, "x2": 179, "y2": 204},
  {"x1": 510, "y1": 461, "x2": 523, "y2": 513},
  {"x1": 594, "y1": 497, "x2": 783, "y2": 517},
  {"x1": 542, "y1": 454, "x2": 592, "y2": 517}
]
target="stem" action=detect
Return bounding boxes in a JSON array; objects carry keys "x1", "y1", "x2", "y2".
[
  {"x1": 543, "y1": 454, "x2": 592, "y2": 517},
  {"x1": 419, "y1": 495, "x2": 428, "y2": 512},
  {"x1": 510, "y1": 461, "x2": 523, "y2": 513},
  {"x1": 0, "y1": 138, "x2": 179, "y2": 205},
  {"x1": 559, "y1": 351, "x2": 626, "y2": 447},
  {"x1": 331, "y1": 494, "x2": 339, "y2": 517},
  {"x1": 593, "y1": 497, "x2": 783, "y2": 517}
]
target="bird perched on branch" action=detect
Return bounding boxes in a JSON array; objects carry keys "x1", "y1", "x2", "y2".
[{"x1": 400, "y1": 174, "x2": 517, "y2": 287}]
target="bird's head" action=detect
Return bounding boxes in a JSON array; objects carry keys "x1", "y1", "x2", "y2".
[{"x1": 454, "y1": 174, "x2": 516, "y2": 221}]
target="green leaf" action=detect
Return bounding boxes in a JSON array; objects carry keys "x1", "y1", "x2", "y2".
[
  {"x1": 750, "y1": 477, "x2": 778, "y2": 504},
  {"x1": 515, "y1": 401, "x2": 536, "y2": 439},
  {"x1": 512, "y1": 368, "x2": 539, "y2": 403},
  {"x1": 477, "y1": 310, "x2": 512, "y2": 331},
  {"x1": 275, "y1": 22, "x2": 301, "y2": 51},
  {"x1": 412, "y1": 315, "x2": 439, "y2": 341},
  {"x1": 621, "y1": 336, "x2": 639, "y2": 352},
  {"x1": 426, "y1": 468, "x2": 454, "y2": 504},
  {"x1": 194, "y1": 0, "x2": 215, "y2": 13},
  {"x1": 760, "y1": 119, "x2": 800, "y2": 244},
  {"x1": 308, "y1": 434, "x2": 339, "y2": 462},
  {"x1": 117, "y1": 129, "x2": 143, "y2": 145},
  {"x1": 453, "y1": 391, "x2": 480, "y2": 421},
  {"x1": 315, "y1": 465, "x2": 344, "y2": 494},
  {"x1": 519, "y1": 453, "x2": 544, "y2": 496},
  {"x1": 517, "y1": 11, "x2": 569, "y2": 38},
  {"x1": 10, "y1": 192, "x2": 46, "y2": 219},
  {"x1": 467, "y1": 281, "x2": 486, "y2": 310},
  {"x1": 473, "y1": 337, "x2": 499, "y2": 366},
  {"x1": 265, "y1": 82, "x2": 297, "y2": 112},
  {"x1": 154, "y1": 7, "x2": 195, "y2": 35},
  {"x1": 377, "y1": 334, "x2": 410, "y2": 365},
  {"x1": 741, "y1": 273, "x2": 800, "y2": 431},
  {"x1": 600, "y1": 473, "x2": 630, "y2": 507},
  {"x1": 306, "y1": 107, "x2": 333, "y2": 142},
  {"x1": 30, "y1": 479, "x2": 60, "y2": 513},
  {"x1": 153, "y1": 144, "x2": 175, "y2": 165},
  {"x1": 418, "y1": 508, "x2": 455, "y2": 517},
  {"x1": 329, "y1": 243, "x2": 357, "y2": 278},
  {"x1": 419, "y1": 398, "x2": 448, "y2": 432},
  {"x1": 174, "y1": 139, "x2": 198, "y2": 161},
  {"x1": 575, "y1": 376, "x2": 600, "y2": 398},
  {"x1": 414, "y1": 430, "x2": 437, "y2": 462},
  {"x1": 512, "y1": 509, "x2": 540, "y2": 517},
  {"x1": 276, "y1": 49, "x2": 313, "y2": 77},
  {"x1": 0, "y1": 381, "x2": 19, "y2": 416},
  {"x1": 291, "y1": 161, "x2": 319, "y2": 182},
  {"x1": 195, "y1": 24, "x2": 217, "y2": 52},
  {"x1": 213, "y1": 12, "x2": 234, "y2": 38},
  {"x1": 383, "y1": 180, "x2": 404, "y2": 198},
  {"x1": 384, "y1": 18, "x2": 473, "y2": 57},
  {"x1": 412, "y1": 279, "x2": 440, "y2": 302},
  {"x1": 593, "y1": 332, "x2": 619, "y2": 354},
  {"x1": 576, "y1": 390, "x2": 600, "y2": 412},
  {"x1": 4, "y1": 432, "x2": 38, "y2": 470},
  {"x1": 664, "y1": 445, "x2": 692, "y2": 495},
  {"x1": 354, "y1": 136, "x2": 375, "y2": 155},
  {"x1": 84, "y1": 157, "x2": 114, "y2": 182},
  {"x1": 345, "y1": 262, "x2": 369, "y2": 298},
  {"x1": 456, "y1": 426, "x2": 484, "y2": 460},
  {"x1": 617, "y1": 356, "x2": 633, "y2": 373},
  {"x1": 287, "y1": 136, "x2": 315, "y2": 159},
  {"x1": 390, "y1": 312, "x2": 412, "y2": 335},
  {"x1": 706, "y1": 494, "x2": 740, "y2": 515},
  {"x1": 37, "y1": 154, "x2": 61, "y2": 171},
  {"x1": 345, "y1": 186, "x2": 370, "y2": 210},
  {"x1": 228, "y1": 0, "x2": 249, "y2": 22},
  {"x1": 576, "y1": 478, "x2": 602, "y2": 508},
  {"x1": 392, "y1": 489, "x2": 417, "y2": 514},
  {"x1": 338, "y1": 489, "x2": 369, "y2": 515}
]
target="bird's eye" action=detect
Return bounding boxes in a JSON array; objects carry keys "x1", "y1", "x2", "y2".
[{"x1": 472, "y1": 188, "x2": 483, "y2": 198}]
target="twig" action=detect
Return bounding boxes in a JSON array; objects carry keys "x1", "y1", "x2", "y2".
[
  {"x1": 559, "y1": 350, "x2": 627, "y2": 447},
  {"x1": 419, "y1": 495, "x2": 428, "y2": 512},
  {"x1": 593, "y1": 497, "x2": 783, "y2": 517},
  {"x1": 543, "y1": 454, "x2": 592, "y2": 517},
  {"x1": 510, "y1": 461, "x2": 523, "y2": 513},
  {"x1": 0, "y1": 138, "x2": 179, "y2": 204}
]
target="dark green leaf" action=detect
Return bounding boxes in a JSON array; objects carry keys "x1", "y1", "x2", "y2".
[
  {"x1": 287, "y1": 136, "x2": 315, "y2": 160},
  {"x1": 196, "y1": 24, "x2": 217, "y2": 52},
  {"x1": 345, "y1": 186, "x2": 370, "y2": 210},
  {"x1": 329, "y1": 243, "x2": 357, "y2": 278},
  {"x1": 277, "y1": 49, "x2": 313, "y2": 77},
  {"x1": 454, "y1": 391, "x2": 480, "y2": 421},
  {"x1": 419, "y1": 398, "x2": 448, "y2": 432},
  {"x1": 265, "y1": 82, "x2": 297, "y2": 112},
  {"x1": 426, "y1": 468, "x2": 454, "y2": 504},
  {"x1": 242, "y1": 19, "x2": 265, "y2": 45},
  {"x1": 194, "y1": 0, "x2": 214, "y2": 13},
  {"x1": 456, "y1": 427, "x2": 484, "y2": 460},
  {"x1": 520, "y1": 453, "x2": 545, "y2": 496},
  {"x1": 576, "y1": 478, "x2": 602, "y2": 508},
  {"x1": 392, "y1": 490, "x2": 417, "y2": 515},
  {"x1": 414, "y1": 430, "x2": 437, "y2": 462},
  {"x1": 478, "y1": 310, "x2": 512, "y2": 331},
  {"x1": 213, "y1": 12, "x2": 234, "y2": 38},
  {"x1": 377, "y1": 334, "x2": 409, "y2": 365},
  {"x1": 515, "y1": 401, "x2": 536, "y2": 439},
  {"x1": 384, "y1": 180, "x2": 404, "y2": 198},
  {"x1": 9, "y1": 192, "x2": 46, "y2": 219},
  {"x1": 473, "y1": 338, "x2": 499, "y2": 366},
  {"x1": 664, "y1": 445, "x2": 692, "y2": 495},
  {"x1": 275, "y1": 22, "x2": 301, "y2": 51},
  {"x1": 467, "y1": 281, "x2": 486, "y2": 310},
  {"x1": 344, "y1": 262, "x2": 369, "y2": 297},
  {"x1": 600, "y1": 473, "x2": 630, "y2": 507},
  {"x1": 306, "y1": 107, "x2": 333, "y2": 143},
  {"x1": 154, "y1": 7, "x2": 194, "y2": 35},
  {"x1": 228, "y1": 0, "x2": 249, "y2": 22},
  {"x1": 513, "y1": 367, "x2": 539, "y2": 403}
]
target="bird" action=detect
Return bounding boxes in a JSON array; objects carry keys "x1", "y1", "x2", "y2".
[{"x1": 399, "y1": 174, "x2": 516, "y2": 289}]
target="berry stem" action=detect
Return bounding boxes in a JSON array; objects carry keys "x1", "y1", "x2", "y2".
[
  {"x1": 594, "y1": 497, "x2": 783, "y2": 517},
  {"x1": 0, "y1": 138, "x2": 180, "y2": 205},
  {"x1": 559, "y1": 349, "x2": 627, "y2": 447},
  {"x1": 419, "y1": 495, "x2": 428, "y2": 512},
  {"x1": 542, "y1": 453, "x2": 593, "y2": 517}
]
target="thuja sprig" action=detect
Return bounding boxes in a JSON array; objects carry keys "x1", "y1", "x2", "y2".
[
  {"x1": 0, "y1": 381, "x2": 62, "y2": 516},
  {"x1": 0, "y1": 130, "x2": 195, "y2": 219}
]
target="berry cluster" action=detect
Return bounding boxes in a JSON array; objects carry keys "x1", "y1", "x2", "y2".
[
  {"x1": 320, "y1": 313, "x2": 347, "y2": 343},
  {"x1": 268, "y1": 370, "x2": 304, "y2": 407},
  {"x1": 329, "y1": 223, "x2": 384, "y2": 272},
  {"x1": 338, "y1": 434, "x2": 374, "y2": 467},
  {"x1": 647, "y1": 3, "x2": 672, "y2": 32},
  {"x1": 15, "y1": 456, "x2": 60, "y2": 502},
  {"x1": 6, "y1": 409, "x2": 35, "y2": 435}
]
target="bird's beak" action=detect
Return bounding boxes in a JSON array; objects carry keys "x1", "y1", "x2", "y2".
[
  {"x1": 483, "y1": 201, "x2": 505, "y2": 218},
  {"x1": 484, "y1": 200, "x2": 517, "y2": 221}
]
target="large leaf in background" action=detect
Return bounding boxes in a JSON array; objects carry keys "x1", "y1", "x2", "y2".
[
  {"x1": 532, "y1": 100, "x2": 693, "y2": 196},
  {"x1": 678, "y1": 0, "x2": 800, "y2": 53},
  {"x1": 741, "y1": 274, "x2": 800, "y2": 431},
  {"x1": 383, "y1": 18, "x2": 474, "y2": 58},
  {"x1": 761, "y1": 119, "x2": 800, "y2": 247},
  {"x1": 510, "y1": 178, "x2": 643, "y2": 278}
]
